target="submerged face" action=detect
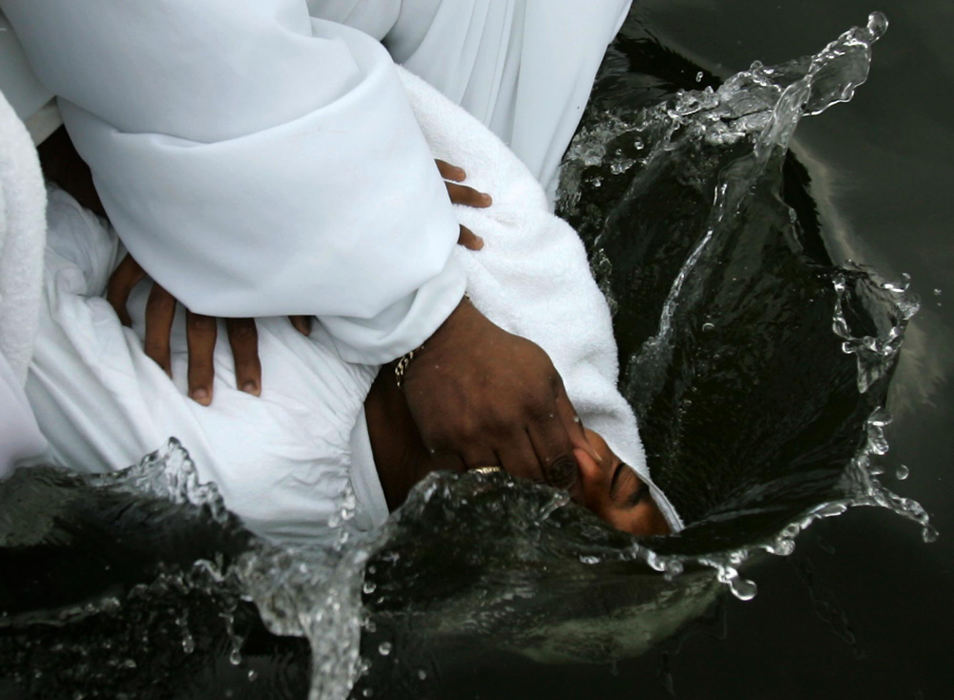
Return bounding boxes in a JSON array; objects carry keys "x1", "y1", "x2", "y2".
[{"x1": 574, "y1": 428, "x2": 671, "y2": 537}]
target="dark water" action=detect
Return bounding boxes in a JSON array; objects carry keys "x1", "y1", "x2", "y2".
[
  {"x1": 1, "y1": 2, "x2": 951, "y2": 698},
  {"x1": 547, "y1": 2, "x2": 953, "y2": 698}
]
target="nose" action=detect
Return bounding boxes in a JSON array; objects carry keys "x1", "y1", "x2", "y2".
[{"x1": 573, "y1": 446, "x2": 607, "y2": 511}]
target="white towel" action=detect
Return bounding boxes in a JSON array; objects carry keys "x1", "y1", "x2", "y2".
[
  {"x1": 0, "y1": 88, "x2": 48, "y2": 477},
  {"x1": 400, "y1": 69, "x2": 682, "y2": 530},
  {"x1": 0, "y1": 89, "x2": 46, "y2": 380}
]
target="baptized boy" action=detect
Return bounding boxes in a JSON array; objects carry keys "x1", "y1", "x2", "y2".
[{"x1": 26, "y1": 70, "x2": 682, "y2": 542}]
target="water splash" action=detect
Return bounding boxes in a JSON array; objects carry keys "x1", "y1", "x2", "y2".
[
  {"x1": 833, "y1": 264, "x2": 919, "y2": 393},
  {"x1": 88, "y1": 438, "x2": 229, "y2": 525},
  {"x1": 557, "y1": 11, "x2": 933, "y2": 597}
]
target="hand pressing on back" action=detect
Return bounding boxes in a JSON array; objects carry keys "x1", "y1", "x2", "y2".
[
  {"x1": 105, "y1": 254, "x2": 312, "y2": 405},
  {"x1": 104, "y1": 159, "x2": 491, "y2": 404}
]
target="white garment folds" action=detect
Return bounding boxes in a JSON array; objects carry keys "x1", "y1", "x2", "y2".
[
  {"x1": 27, "y1": 69, "x2": 682, "y2": 541},
  {"x1": 1, "y1": 0, "x2": 630, "y2": 364}
]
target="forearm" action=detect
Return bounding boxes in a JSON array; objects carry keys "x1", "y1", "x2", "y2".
[{"x1": 2, "y1": 0, "x2": 466, "y2": 363}]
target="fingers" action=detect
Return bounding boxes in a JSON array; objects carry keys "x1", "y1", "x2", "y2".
[
  {"x1": 525, "y1": 384, "x2": 588, "y2": 501},
  {"x1": 186, "y1": 310, "x2": 218, "y2": 406},
  {"x1": 143, "y1": 283, "x2": 177, "y2": 376},
  {"x1": 527, "y1": 419, "x2": 583, "y2": 502},
  {"x1": 435, "y1": 159, "x2": 466, "y2": 182},
  {"x1": 444, "y1": 181, "x2": 492, "y2": 208},
  {"x1": 106, "y1": 255, "x2": 147, "y2": 326},
  {"x1": 428, "y1": 451, "x2": 467, "y2": 475},
  {"x1": 226, "y1": 318, "x2": 261, "y2": 396},
  {"x1": 496, "y1": 434, "x2": 542, "y2": 483},
  {"x1": 457, "y1": 224, "x2": 484, "y2": 251},
  {"x1": 553, "y1": 382, "x2": 596, "y2": 461},
  {"x1": 289, "y1": 315, "x2": 313, "y2": 336},
  {"x1": 461, "y1": 446, "x2": 502, "y2": 473}
]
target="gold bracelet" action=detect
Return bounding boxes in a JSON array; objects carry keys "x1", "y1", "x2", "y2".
[
  {"x1": 394, "y1": 346, "x2": 421, "y2": 388},
  {"x1": 394, "y1": 294, "x2": 468, "y2": 388}
]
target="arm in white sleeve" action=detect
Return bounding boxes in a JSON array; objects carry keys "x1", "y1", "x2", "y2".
[{"x1": 1, "y1": 0, "x2": 466, "y2": 364}]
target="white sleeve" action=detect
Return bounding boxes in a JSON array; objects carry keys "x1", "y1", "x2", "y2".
[{"x1": 1, "y1": 0, "x2": 465, "y2": 364}]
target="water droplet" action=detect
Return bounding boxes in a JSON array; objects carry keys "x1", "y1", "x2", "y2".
[
  {"x1": 729, "y1": 576, "x2": 758, "y2": 601},
  {"x1": 362, "y1": 581, "x2": 377, "y2": 595},
  {"x1": 378, "y1": 642, "x2": 392, "y2": 657},
  {"x1": 701, "y1": 322, "x2": 715, "y2": 332},
  {"x1": 867, "y1": 11, "x2": 889, "y2": 41},
  {"x1": 229, "y1": 647, "x2": 242, "y2": 666},
  {"x1": 695, "y1": 71, "x2": 704, "y2": 82},
  {"x1": 122, "y1": 659, "x2": 137, "y2": 670},
  {"x1": 362, "y1": 689, "x2": 374, "y2": 698},
  {"x1": 247, "y1": 669, "x2": 258, "y2": 682},
  {"x1": 933, "y1": 288, "x2": 942, "y2": 296},
  {"x1": 895, "y1": 464, "x2": 910, "y2": 481},
  {"x1": 578, "y1": 555, "x2": 600, "y2": 565},
  {"x1": 770, "y1": 538, "x2": 796, "y2": 557},
  {"x1": 633, "y1": 139, "x2": 644, "y2": 150},
  {"x1": 417, "y1": 669, "x2": 428, "y2": 680}
]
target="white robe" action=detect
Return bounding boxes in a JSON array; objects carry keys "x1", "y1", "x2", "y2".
[
  {"x1": 1, "y1": 0, "x2": 630, "y2": 365},
  {"x1": 27, "y1": 70, "x2": 682, "y2": 543}
]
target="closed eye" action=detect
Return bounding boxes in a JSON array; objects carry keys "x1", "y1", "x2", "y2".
[{"x1": 626, "y1": 480, "x2": 649, "y2": 508}]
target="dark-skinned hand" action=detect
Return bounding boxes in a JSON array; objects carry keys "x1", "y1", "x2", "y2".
[
  {"x1": 105, "y1": 159, "x2": 492, "y2": 405},
  {"x1": 400, "y1": 296, "x2": 598, "y2": 500},
  {"x1": 105, "y1": 254, "x2": 312, "y2": 405}
]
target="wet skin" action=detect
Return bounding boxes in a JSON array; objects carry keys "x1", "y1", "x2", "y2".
[{"x1": 365, "y1": 367, "x2": 671, "y2": 537}]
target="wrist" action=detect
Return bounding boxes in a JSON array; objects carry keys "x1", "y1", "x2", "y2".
[{"x1": 394, "y1": 294, "x2": 471, "y2": 387}]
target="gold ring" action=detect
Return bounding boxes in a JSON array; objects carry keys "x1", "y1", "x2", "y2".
[{"x1": 471, "y1": 465, "x2": 503, "y2": 475}]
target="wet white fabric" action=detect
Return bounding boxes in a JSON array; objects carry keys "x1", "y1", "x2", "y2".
[
  {"x1": 27, "y1": 71, "x2": 681, "y2": 538},
  {"x1": 1, "y1": 0, "x2": 466, "y2": 365},
  {"x1": 0, "y1": 88, "x2": 48, "y2": 478}
]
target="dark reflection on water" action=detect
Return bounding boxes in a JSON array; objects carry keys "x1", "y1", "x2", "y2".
[{"x1": 0, "y1": 5, "x2": 946, "y2": 699}]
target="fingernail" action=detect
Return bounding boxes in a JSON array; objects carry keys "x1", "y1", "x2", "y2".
[
  {"x1": 480, "y1": 193, "x2": 492, "y2": 206},
  {"x1": 191, "y1": 388, "x2": 211, "y2": 405},
  {"x1": 474, "y1": 236, "x2": 485, "y2": 249},
  {"x1": 241, "y1": 381, "x2": 260, "y2": 395}
]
